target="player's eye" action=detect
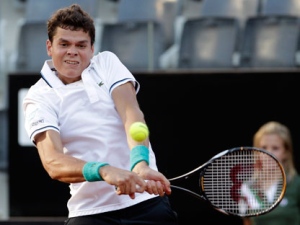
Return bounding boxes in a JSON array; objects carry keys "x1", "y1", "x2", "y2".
[
  {"x1": 77, "y1": 44, "x2": 86, "y2": 48},
  {"x1": 60, "y1": 43, "x2": 68, "y2": 47}
]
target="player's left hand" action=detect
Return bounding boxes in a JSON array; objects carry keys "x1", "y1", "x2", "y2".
[{"x1": 132, "y1": 161, "x2": 172, "y2": 196}]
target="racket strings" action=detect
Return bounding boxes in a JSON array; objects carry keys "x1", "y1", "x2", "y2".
[{"x1": 202, "y1": 149, "x2": 285, "y2": 216}]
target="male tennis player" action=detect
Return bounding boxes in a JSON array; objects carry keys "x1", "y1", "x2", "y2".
[{"x1": 22, "y1": 4, "x2": 178, "y2": 225}]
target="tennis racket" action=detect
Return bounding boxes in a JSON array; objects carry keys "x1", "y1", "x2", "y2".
[{"x1": 169, "y1": 146, "x2": 286, "y2": 217}]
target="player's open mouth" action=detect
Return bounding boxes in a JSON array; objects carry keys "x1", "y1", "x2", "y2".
[{"x1": 65, "y1": 60, "x2": 79, "y2": 64}]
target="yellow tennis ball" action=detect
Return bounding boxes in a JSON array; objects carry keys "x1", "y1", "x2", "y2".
[{"x1": 129, "y1": 122, "x2": 149, "y2": 142}]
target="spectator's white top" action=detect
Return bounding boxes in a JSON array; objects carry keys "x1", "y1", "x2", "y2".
[{"x1": 23, "y1": 51, "x2": 158, "y2": 218}]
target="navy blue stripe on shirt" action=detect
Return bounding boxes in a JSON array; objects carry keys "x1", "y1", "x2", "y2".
[
  {"x1": 40, "y1": 72, "x2": 53, "y2": 88},
  {"x1": 109, "y1": 78, "x2": 136, "y2": 94},
  {"x1": 30, "y1": 125, "x2": 59, "y2": 142}
]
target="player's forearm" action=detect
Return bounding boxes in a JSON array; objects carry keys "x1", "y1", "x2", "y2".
[
  {"x1": 41, "y1": 153, "x2": 87, "y2": 183},
  {"x1": 35, "y1": 131, "x2": 87, "y2": 183}
]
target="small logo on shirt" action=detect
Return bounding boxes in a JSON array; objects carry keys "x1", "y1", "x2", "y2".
[
  {"x1": 98, "y1": 81, "x2": 104, "y2": 87},
  {"x1": 30, "y1": 119, "x2": 44, "y2": 128}
]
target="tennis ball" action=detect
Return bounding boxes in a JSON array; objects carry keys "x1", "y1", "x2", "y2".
[{"x1": 129, "y1": 122, "x2": 149, "y2": 142}]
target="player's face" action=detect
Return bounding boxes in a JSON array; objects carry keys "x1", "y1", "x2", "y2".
[
  {"x1": 257, "y1": 134, "x2": 287, "y2": 163},
  {"x1": 46, "y1": 27, "x2": 94, "y2": 84}
]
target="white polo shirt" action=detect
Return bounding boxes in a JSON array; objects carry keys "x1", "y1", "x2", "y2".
[{"x1": 23, "y1": 51, "x2": 158, "y2": 218}]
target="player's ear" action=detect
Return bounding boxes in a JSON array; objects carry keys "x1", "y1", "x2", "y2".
[
  {"x1": 91, "y1": 44, "x2": 95, "y2": 55},
  {"x1": 46, "y1": 39, "x2": 52, "y2": 57}
]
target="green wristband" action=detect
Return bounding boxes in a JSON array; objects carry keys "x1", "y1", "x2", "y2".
[
  {"x1": 82, "y1": 162, "x2": 109, "y2": 182},
  {"x1": 130, "y1": 145, "x2": 149, "y2": 171}
]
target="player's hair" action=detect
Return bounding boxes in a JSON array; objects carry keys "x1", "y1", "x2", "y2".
[
  {"x1": 47, "y1": 4, "x2": 95, "y2": 45},
  {"x1": 253, "y1": 121, "x2": 297, "y2": 182}
]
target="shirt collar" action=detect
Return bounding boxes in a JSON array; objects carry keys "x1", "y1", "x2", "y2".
[
  {"x1": 40, "y1": 59, "x2": 100, "y2": 103},
  {"x1": 40, "y1": 60, "x2": 95, "y2": 88}
]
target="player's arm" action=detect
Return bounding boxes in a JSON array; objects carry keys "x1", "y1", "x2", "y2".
[
  {"x1": 35, "y1": 130, "x2": 87, "y2": 183},
  {"x1": 35, "y1": 129, "x2": 147, "y2": 198},
  {"x1": 111, "y1": 82, "x2": 148, "y2": 149},
  {"x1": 112, "y1": 82, "x2": 172, "y2": 196}
]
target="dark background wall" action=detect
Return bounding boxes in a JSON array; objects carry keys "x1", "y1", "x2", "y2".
[{"x1": 8, "y1": 70, "x2": 300, "y2": 225}]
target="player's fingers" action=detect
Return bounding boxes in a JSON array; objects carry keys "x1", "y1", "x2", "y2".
[
  {"x1": 146, "y1": 180, "x2": 165, "y2": 196},
  {"x1": 159, "y1": 176, "x2": 171, "y2": 195},
  {"x1": 115, "y1": 184, "x2": 129, "y2": 195},
  {"x1": 129, "y1": 192, "x2": 136, "y2": 199},
  {"x1": 115, "y1": 185, "x2": 122, "y2": 195},
  {"x1": 144, "y1": 180, "x2": 152, "y2": 194},
  {"x1": 163, "y1": 181, "x2": 172, "y2": 195},
  {"x1": 164, "y1": 186, "x2": 172, "y2": 195},
  {"x1": 155, "y1": 181, "x2": 166, "y2": 196},
  {"x1": 134, "y1": 182, "x2": 146, "y2": 193},
  {"x1": 115, "y1": 182, "x2": 144, "y2": 196}
]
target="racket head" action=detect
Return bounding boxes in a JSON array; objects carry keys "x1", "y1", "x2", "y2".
[{"x1": 201, "y1": 146, "x2": 286, "y2": 217}]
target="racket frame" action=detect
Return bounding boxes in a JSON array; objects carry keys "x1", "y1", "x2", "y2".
[{"x1": 169, "y1": 146, "x2": 287, "y2": 217}]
